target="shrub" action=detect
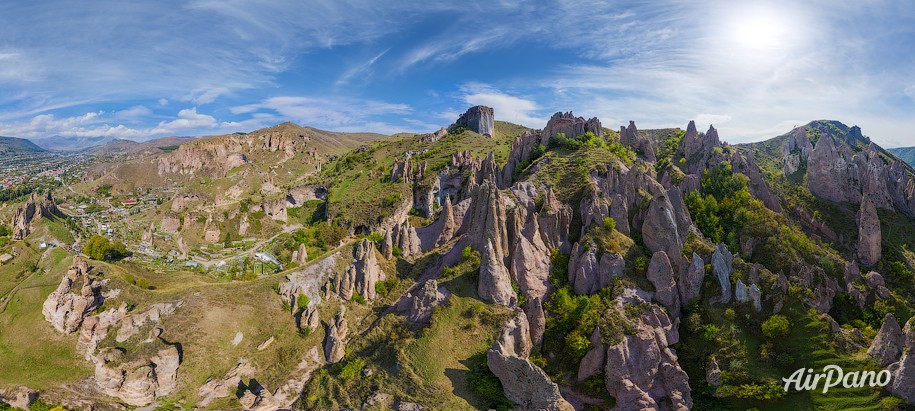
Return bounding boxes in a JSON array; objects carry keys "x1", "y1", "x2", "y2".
[
  {"x1": 297, "y1": 294, "x2": 310, "y2": 311},
  {"x1": 337, "y1": 357, "x2": 366, "y2": 381},
  {"x1": 602, "y1": 217, "x2": 616, "y2": 232},
  {"x1": 135, "y1": 277, "x2": 151, "y2": 289},
  {"x1": 352, "y1": 294, "x2": 367, "y2": 305},
  {"x1": 761, "y1": 314, "x2": 791, "y2": 339}
]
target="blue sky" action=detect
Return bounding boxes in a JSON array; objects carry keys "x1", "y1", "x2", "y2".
[{"x1": 1, "y1": 0, "x2": 914, "y2": 146}]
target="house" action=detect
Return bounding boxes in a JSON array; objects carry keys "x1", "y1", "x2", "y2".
[{"x1": 254, "y1": 252, "x2": 281, "y2": 267}]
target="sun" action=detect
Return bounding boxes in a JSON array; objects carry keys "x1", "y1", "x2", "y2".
[{"x1": 725, "y1": 4, "x2": 793, "y2": 52}]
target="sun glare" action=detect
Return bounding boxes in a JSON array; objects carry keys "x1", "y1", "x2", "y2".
[{"x1": 724, "y1": 4, "x2": 795, "y2": 52}]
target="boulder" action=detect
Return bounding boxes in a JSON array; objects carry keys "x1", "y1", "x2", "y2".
[
  {"x1": 450, "y1": 105, "x2": 494, "y2": 137},
  {"x1": 857, "y1": 194, "x2": 882, "y2": 265},
  {"x1": 479, "y1": 240, "x2": 516, "y2": 306},
  {"x1": 486, "y1": 310, "x2": 573, "y2": 411},
  {"x1": 324, "y1": 310, "x2": 347, "y2": 364},
  {"x1": 867, "y1": 313, "x2": 904, "y2": 367}
]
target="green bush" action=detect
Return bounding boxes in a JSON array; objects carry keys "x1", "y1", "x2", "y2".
[
  {"x1": 297, "y1": 294, "x2": 310, "y2": 311},
  {"x1": 337, "y1": 357, "x2": 366, "y2": 381},
  {"x1": 761, "y1": 314, "x2": 791, "y2": 339},
  {"x1": 602, "y1": 217, "x2": 616, "y2": 232}
]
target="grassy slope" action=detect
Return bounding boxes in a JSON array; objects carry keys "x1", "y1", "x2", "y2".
[
  {"x1": 0, "y1": 247, "x2": 92, "y2": 389},
  {"x1": 322, "y1": 121, "x2": 524, "y2": 230}
]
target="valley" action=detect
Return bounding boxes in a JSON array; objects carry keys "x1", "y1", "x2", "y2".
[{"x1": 1, "y1": 108, "x2": 915, "y2": 411}]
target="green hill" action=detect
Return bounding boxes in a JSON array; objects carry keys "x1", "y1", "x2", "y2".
[
  {"x1": 0, "y1": 136, "x2": 46, "y2": 153},
  {"x1": 888, "y1": 146, "x2": 915, "y2": 167}
]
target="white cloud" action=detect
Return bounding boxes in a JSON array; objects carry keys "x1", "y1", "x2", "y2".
[
  {"x1": 905, "y1": 85, "x2": 915, "y2": 98},
  {"x1": 695, "y1": 114, "x2": 732, "y2": 127},
  {"x1": 158, "y1": 98, "x2": 169, "y2": 106},
  {"x1": 336, "y1": 48, "x2": 390, "y2": 86},
  {"x1": 233, "y1": 96, "x2": 411, "y2": 131},
  {"x1": 150, "y1": 108, "x2": 217, "y2": 135}
]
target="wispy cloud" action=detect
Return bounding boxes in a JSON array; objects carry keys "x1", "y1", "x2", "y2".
[{"x1": 232, "y1": 96, "x2": 413, "y2": 132}]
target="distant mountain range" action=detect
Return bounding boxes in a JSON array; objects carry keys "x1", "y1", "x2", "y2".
[
  {"x1": 0, "y1": 136, "x2": 46, "y2": 153},
  {"x1": 889, "y1": 146, "x2": 915, "y2": 166},
  {"x1": 28, "y1": 135, "x2": 118, "y2": 151}
]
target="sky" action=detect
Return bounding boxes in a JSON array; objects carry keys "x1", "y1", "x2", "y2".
[{"x1": 1, "y1": 0, "x2": 914, "y2": 147}]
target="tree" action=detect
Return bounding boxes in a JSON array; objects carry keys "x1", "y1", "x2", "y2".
[
  {"x1": 761, "y1": 314, "x2": 791, "y2": 339},
  {"x1": 83, "y1": 235, "x2": 127, "y2": 262}
]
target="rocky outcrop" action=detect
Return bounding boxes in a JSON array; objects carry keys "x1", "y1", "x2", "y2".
[
  {"x1": 292, "y1": 243, "x2": 308, "y2": 264},
  {"x1": 567, "y1": 242, "x2": 625, "y2": 295},
  {"x1": 157, "y1": 122, "x2": 314, "y2": 177},
  {"x1": 487, "y1": 310, "x2": 573, "y2": 411},
  {"x1": 510, "y1": 217, "x2": 551, "y2": 301},
  {"x1": 391, "y1": 221, "x2": 422, "y2": 258},
  {"x1": 887, "y1": 319, "x2": 915, "y2": 404},
  {"x1": 537, "y1": 187, "x2": 572, "y2": 253},
  {"x1": 396, "y1": 280, "x2": 449, "y2": 324},
  {"x1": 479, "y1": 240, "x2": 516, "y2": 306},
  {"x1": 451, "y1": 105, "x2": 494, "y2": 137},
  {"x1": 679, "y1": 253, "x2": 704, "y2": 306},
  {"x1": 11, "y1": 192, "x2": 57, "y2": 240},
  {"x1": 93, "y1": 345, "x2": 181, "y2": 406},
  {"x1": 619, "y1": 121, "x2": 657, "y2": 162},
  {"x1": 170, "y1": 194, "x2": 199, "y2": 212},
  {"x1": 115, "y1": 301, "x2": 184, "y2": 343},
  {"x1": 336, "y1": 239, "x2": 385, "y2": 300},
  {"x1": 197, "y1": 359, "x2": 256, "y2": 407},
  {"x1": 857, "y1": 194, "x2": 882, "y2": 265},
  {"x1": 868, "y1": 313, "x2": 904, "y2": 367},
  {"x1": 647, "y1": 251, "x2": 680, "y2": 314},
  {"x1": 42, "y1": 257, "x2": 102, "y2": 334},
  {"x1": 642, "y1": 193, "x2": 684, "y2": 259},
  {"x1": 712, "y1": 244, "x2": 733, "y2": 303},
  {"x1": 463, "y1": 180, "x2": 510, "y2": 260},
  {"x1": 603, "y1": 297, "x2": 692, "y2": 411},
  {"x1": 324, "y1": 310, "x2": 347, "y2": 364},
  {"x1": 541, "y1": 112, "x2": 602, "y2": 145}
]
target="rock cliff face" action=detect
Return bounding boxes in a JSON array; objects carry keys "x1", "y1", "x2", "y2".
[
  {"x1": 619, "y1": 121, "x2": 657, "y2": 162},
  {"x1": 11, "y1": 192, "x2": 57, "y2": 240},
  {"x1": 42, "y1": 257, "x2": 102, "y2": 334},
  {"x1": 479, "y1": 240, "x2": 516, "y2": 306},
  {"x1": 541, "y1": 112, "x2": 602, "y2": 145},
  {"x1": 712, "y1": 244, "x2": 733, "y2": 303},
  {"x1": 602, "y1": 295, "x2": 692, "y2": 411},
  {"x1": 157, "y1": 122, "x2": 317, "y2": 177},
  {"x1": 450, "y1": 105, "x2": 494, "y2": 137},
  {"x1": 647, "y1": 251, "x2": 680, "y2": 314},
  {"x1": 336, "y1": 239, "x2": 385, "y2": 300},
  {"x1": 487, "y1": 311, "x2": 574, "y2": 411},
  {"x1": 857, "y1": 194, "x2": 882, "y2": 265}
]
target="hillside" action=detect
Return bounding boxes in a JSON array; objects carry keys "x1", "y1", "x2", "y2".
[
  {"x1": 2, "y1": 108, "x2": 915, "y2": 410},
  {"x1": 29, "y1": 135, "x2": 116, "y2": 151},
  {"x1": 0, "y1": 136, "x2": 46, "y2": 153},
  {"x1": 889, "y1": 146, "x2": 915, "y2": 167}
]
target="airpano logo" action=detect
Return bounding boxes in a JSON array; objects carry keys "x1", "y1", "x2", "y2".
[{"x1": 782, "y1": 365, "x2": 891, "y2": 393}]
